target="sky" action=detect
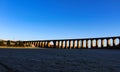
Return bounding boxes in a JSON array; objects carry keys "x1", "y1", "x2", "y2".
[{"x1": 0, "y1": 0, "x2": 120, "y2": 40}]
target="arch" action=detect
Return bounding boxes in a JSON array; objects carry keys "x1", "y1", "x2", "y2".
[
  {"x1": 41, "y1": 42, "x2": 44, "y2": 47},
  {"x1": 57, "y1": 41, "x2": 60, "y2": 48},
  {"x1": 73, "y1": 40, "x2": 77, "y2": 49},
  {"x1": 47, "y1": 41, "x2": 54, "y2": 48},
  {"x1": 62, "y1": 41, "x2": 65, "y2": 48},
  {"x1": 69, "y1": 40, "x2": 73, "y2": 49},
  {"x1": 87, "y1": 40, "x2": 91, "y2": 48},
  {"x1": 44, "y1": 41, "x2": 47, "y2": 47},
  {"x1": 108, "y1": 38, "x2": 113, "y2": 47},
  {"x1": 97, "y1": 39, "x2": 101, "y2": 48},
  {"x1": 59, "y1": 41, "x2": 62, "y2": 48},
  {"x1": 83, "y1": 40, "x2": 86, "y2": 48},
  {"x1": 114, "y1": 38, "x2": 119, "y2": 46},
  {"x1": 103, "y1": 39, "x2": 107, "y2": 47},
  {"x1": 91, "y1": 39, "x2": 96, "y2": 48},
  {"x1": 80, "y1": 40, "x2": 83, "y2": 48},
  {"x1": 65, "y1": 40, "x2": 68, "y2": 49}
]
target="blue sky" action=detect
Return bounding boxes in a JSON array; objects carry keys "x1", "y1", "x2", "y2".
[{"x1": 0, "y1": 0, "x2": 120, "y2": 40}]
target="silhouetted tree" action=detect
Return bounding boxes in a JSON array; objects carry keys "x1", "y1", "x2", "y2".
[
  {"x1": 19, "y1": 41, "x2": 24, "y2": 47},
  {"x1": 0, "y1": 41, "x2": 4, "y2": 46},
  {"x1": 14, "y1": 41, "x2": 18, "y2": 47},
  {"x1": 7, "y1": 40, "x2": 11, "y2": 46}
]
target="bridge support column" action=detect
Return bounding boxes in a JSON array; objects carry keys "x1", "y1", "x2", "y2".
[
  {"x1": 77, "y1": 40, "x2": 80, "y2": 48},
  {"x1": 42, "y1": 42, "x2": 44, "y2": 47},
  {"x1": 96, "y1": 39, "x2": 99, "y2": 48},
  {"x1": 61, "y1": 41, "x2": 64, "y2": 48},
  {"x1": 65, "y1": 41, "x2": 68, "y2": 49},
  {"x1": 35, "y1": 42, "x2": 37, "y2": 47},
  {"x1": 34, "y1": 42, "x2": 36, "y2": 47},
  {"x1": 69, "y1": 40, "x2": 72, "y2": 49},
  {"x1": 37, "y1": 42, "x2": 38, "y2": 47},
  {"x1": 86, "y1": 40, "x2": 89, "y2": 48},
  {"x1": 58, "y1": 41, "x2": 60, "y2": 48},
  {"x1": 73, "y1": 40, "x2": 76, "y2": 49},
  {"x1": 56, "y1": 41, "x2": 58, "y2": 48},
  {"x1": 113, "y1": 38, "x2": 116, "y2": 47},
  {"x1": 107, "y1": 39, "x2": 111, "y2": 47},
  {"x1": 39, "y1": 42, "x2": 40, "y2": 47},
  {"x1": 36, "y1": 42, "x2": 38, "y2": 47},
  {"x1": 91, "y1": 40, "x2": 94, "y2": 48},
  {"x1": 101, "y1": 39, "x2": 104, "y2": 48},
  {"x1": 41, "y1": 42, "x2": 44, "y2": 48},
  {"x1": 33, "y1": 42, "x2": 35, "y2": 47},
  {"x1": 80, "y1": 40, "x2": 83, "y2": 48},
  {"x1": 38, "y1": 42, "x2": 40, "y2": 47},
  {"x1": 53, "y1": 41, "x2": 57, "y2": 48},
  {"x1": 38, "y1": 42, "x2": 39, "y2": 47},
  {"x1": 40, "y1": 42, "x2": 42, "y2": 47},
  {"x1": 81, "y1": 40, "x2": 84, "y2": 48},
  {"x1": 119, "y1": 38, "x2": 120, "y2": 45},
  {"x1": 44, "y1": 41, "x2": 46, "y2": 48},
  {"x1": 43, "y1": 41, "x2": 46, "y2": 48},
  {"x1": 41, "y1": 42, "x2": 43, "y2": 47},
  {"x1": 119, "y1": 38, "x2": 120, "y2": 46}
]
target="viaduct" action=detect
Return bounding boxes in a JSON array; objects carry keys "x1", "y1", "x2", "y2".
[
  {"x1": 23, "y1": 36, "x2": 120, "y2": 49},
  {"x1": 0, "y1": 36, "x2": 120, "y2": 49}
]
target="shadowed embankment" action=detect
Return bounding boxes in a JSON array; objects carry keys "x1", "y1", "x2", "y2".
[{"x1": 0, "y1": 48, "x2": 120, "y2": 72}]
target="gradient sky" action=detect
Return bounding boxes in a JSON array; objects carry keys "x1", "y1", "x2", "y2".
[{"x1": 0, "y1": 0, "x2": 120, "y2": 40}]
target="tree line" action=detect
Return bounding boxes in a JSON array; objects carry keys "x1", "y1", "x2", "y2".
[{"x1": 0, "y1": 40, "x2": 30, "y2": 47}]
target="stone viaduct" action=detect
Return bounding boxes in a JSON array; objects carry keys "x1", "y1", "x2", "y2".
[{"x1": 23, "y1": 36, "x2": 120, "y2": 49}]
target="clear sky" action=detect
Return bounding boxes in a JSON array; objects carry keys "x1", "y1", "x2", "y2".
[{"x1": 0, "y1": 0, "x2": 120, "y2": 40}]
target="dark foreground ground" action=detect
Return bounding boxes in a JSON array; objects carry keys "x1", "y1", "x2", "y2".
[{"x1": 0, "y1": 48, "x2": 120, "y2": 72}]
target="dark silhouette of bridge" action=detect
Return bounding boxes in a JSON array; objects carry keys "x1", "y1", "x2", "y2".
[{"x1": 23, "y1": 36, "x2": 120, "y2": 49}]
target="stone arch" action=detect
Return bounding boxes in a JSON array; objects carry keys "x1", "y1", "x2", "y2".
[
  {"x1": 41, "y1": 42, "x2": 44, "y2": 47},
  {"x1": 108, "y1": 38, "x2": 113, "y2": 47},
  {"x1": 47, "y1": 41, "x2": 54, "y2": 48},
  {"x1": 62, "y1": 41, "x2": 65, "y2": 48},
  {"x1": 87, "y1": 40, "x2": 91, "y2": 48},
  {"x1": 77, "y1": 40, "x2": 80, "y2": 48},
  {"x1": 114, "y1": 38, "x2": 119, "y2": 46},
  {"x1": 74, "y1": 40, "x2": 77, "y2": 48},
  {"x1": 69, "y1": 40, "x2": 73, "y2": 49},
  {"x1": 97, "y1": 39, "x2": 101, "y2": 48},
  {"x1": 34, "y1": 42, "x2": 37, "y2": 47},
  {"x1": 59, "y1": 41, "x2": 62, "y2": 48},
  {"x1": 91, "y1": 39, "x2": 96, "y2": 48},
  {"x1": 79, "y1": 40, "x2": 83, "y2": 48},
  {"x1": 66, "y1": 40, "x2": 69, "y2": 48},
  {"x1": 103, "y1": 39, "x2": 107, "y2": 47}
]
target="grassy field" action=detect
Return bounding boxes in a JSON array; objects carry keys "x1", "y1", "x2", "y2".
[{"x1": 0, "y1": 48, "x2": 120, "y2": 72}]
